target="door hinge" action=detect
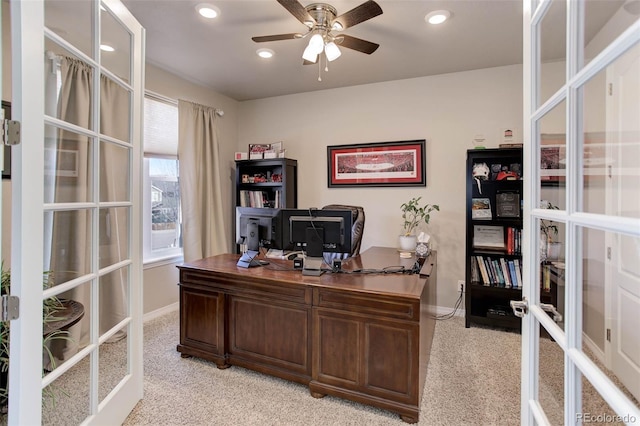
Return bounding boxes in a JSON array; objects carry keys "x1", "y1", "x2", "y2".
[
  {"x1": 606, "y1": 328, "x2": 611, "y2": 342},
  {"x1": 607, "y1": 246, "x2": 612, "y2": 260},
  {"x1": 608, "y1": 83, "x2": 613, "y2": 96},
  {"x1": 2, "y1": 119, "x2": 21, "y2": 146},
  {"x1": 1, "y1": 295, "x2": 20, "y2": 321}
]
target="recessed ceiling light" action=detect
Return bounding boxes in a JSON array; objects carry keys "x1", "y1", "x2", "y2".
[
  {"x1": 100, "y1": 44, "x2": 115, "y2": 52},
  {"x1": 196, "y1": 3, "x2": 220, "y2": 19},
  {"x1": 425, "y1": 10, "x2": 451, "y2": 25},
  {"x1": 257, "y1": 48, "x2": 274, "y2": 59}
]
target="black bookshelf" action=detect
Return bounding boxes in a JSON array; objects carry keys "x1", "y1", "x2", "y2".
[
  {"x1": 465, "y1": 148, "x2": 525, "y2": 329},
  {"x1": 235, "y1": 158, "x2": 298, "y2": 209}
]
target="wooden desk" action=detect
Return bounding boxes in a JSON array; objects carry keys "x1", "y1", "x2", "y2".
[{"x1": 177, "y1": 247, "x2": 437, "y2": 423}]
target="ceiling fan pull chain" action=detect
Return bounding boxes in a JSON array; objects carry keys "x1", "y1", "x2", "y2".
[{"x1": 318, "y1": 57, "x2": 322, "y2": 81}]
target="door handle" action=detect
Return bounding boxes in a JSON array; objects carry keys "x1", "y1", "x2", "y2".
[
  {"x1": 540, "y1": 303, "x2": 563, "y2": 323},
  {"x1": 510, "y1": 297, "x2": 528, "y2": 318}
]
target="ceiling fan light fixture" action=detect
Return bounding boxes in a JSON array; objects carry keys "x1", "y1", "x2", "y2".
[
  {"x1": 302, "y1": 45, "x2": 319, "y2": 63},
  {"x1": 331, "y1": 21, "x2": 344, "y2": 31},
  {"x1": 324, "y1": 42, "x2": 341, "y2": 61},
  {"x1": 425, "y1": 10, "x2": 451, "y2": 25},
  {"x1": 100, "y1": 44, "x2": 115, "y2": 52},
  {"x1": 308, "y1": 33, "x2": 325, "y2": 54},
  {"x1": 196, "y1": 3, "x2": 220, "y2": 19},
  {"x1": 257, "y1": 48, "x2": 274, "y2": 59}
]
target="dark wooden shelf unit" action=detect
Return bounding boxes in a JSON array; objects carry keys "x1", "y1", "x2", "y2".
[
  {"x1": 235, "y1": 158, "x2": 298, "y2": 209},
  {"x1": 465, "y1": 148, "x2": 524, "y2": 329}
]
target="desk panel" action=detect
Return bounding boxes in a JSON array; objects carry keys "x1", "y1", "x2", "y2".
[{"x1": 177, "y1": 247, "x2": 436, "y2": 424}]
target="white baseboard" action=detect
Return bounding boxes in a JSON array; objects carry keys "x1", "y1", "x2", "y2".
[
  {"x1": 435, "y1": 305, "x2": 465, "y2": 318},
  {"x1": 143, "y1": 302, "x2": 179, "y2": 323}
]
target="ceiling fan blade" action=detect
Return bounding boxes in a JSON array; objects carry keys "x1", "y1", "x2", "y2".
[
  {"x1": 333, "y1": 0, "x2": 382, "y2": 30},
  {"x1": 277, "y1": 0, "x2": 314, "y2": 25},
  {"x1": 337, "y1": 34, "x2": 379, "y2": 54},
  {"x1": 252, "y1": 33, "x2": 302, "y2": 43}
]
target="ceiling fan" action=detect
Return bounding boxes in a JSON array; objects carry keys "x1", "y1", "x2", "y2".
[{"x1": 252, "y1": 0, "x2": 383, "y2": 67}]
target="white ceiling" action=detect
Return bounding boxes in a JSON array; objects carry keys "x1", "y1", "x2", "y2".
[{"x1": 120, "y1": 0, "x2": 625, "y2": 101}]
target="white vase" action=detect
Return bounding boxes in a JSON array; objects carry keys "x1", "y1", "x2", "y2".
[{"x1": 398, "y1": 234, "x2": 417, "y2": 252}]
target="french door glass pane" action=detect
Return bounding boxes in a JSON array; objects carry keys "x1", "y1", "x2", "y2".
[
  {"x1": 42, "y1": 356, "x2": 91, "y2": 425},
  {"x1": 44, "y1": 210, "x2": 93, "y2": 283},
  {"x1": 100, "y1": 6, "x2": 131, "y2": 84},
  {"x1": 98, "y1": 267, "x2": 129, "y2": 335},
  {"x1": 44, "y1": 125, "x2": 93, "y2": 203},
  {"x1": 100, "y1": 75, "x2": 131, "y2": 143},
  {"x1": 98, "y1": 207, "x2": 130, "y2": 269},
  {"x1": 99, "y1": 141, "x2": 130, "y2": 202},
  {"x1": 583, "y1": 2, "x2": 639, "y2": 71},
  {"x1": 581, "y1": 42, "x2": 640, "y2": 219},
  {"x1": 44, "y1": 0, "x2": 94, "y2": 60},
  {"x1": 98, "y1": 325, "x2": 129, "y2": 403},
  {"x1": 539, "y1": 329, "x2": 564, "y2": 425},
  {"x1": 539, "y1": 0, "x2": 566, "y2": 108},
  {"x1": 539, "y1": 100, "x2": 566, "y2": 209},
  {"x1": 42, "y1": 280, "x2": 92, "y2": 375}
]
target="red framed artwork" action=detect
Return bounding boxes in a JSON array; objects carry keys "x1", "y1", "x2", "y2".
[{"x1": 327, "y1": 140, "x2": 426, "y2": 187}]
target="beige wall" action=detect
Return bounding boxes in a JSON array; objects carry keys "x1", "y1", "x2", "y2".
[{"x1": 238, "y1": 64, "x2": 524, "y2": 309}]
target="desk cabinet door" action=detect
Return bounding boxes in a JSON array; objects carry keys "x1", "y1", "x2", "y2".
[
  {"x1": 313, "y1": 308, "x2": 419, "y2": 405},
  {"x1": 179, "y1": 286, "x2": 225, "y2": 356}
]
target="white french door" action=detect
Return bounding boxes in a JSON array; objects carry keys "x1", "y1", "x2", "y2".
[
  {"x1": 522, "y1": 0, "x2": 640, "y2": 424},
  {"x1": 8, "y1": 0, "x2": 144, "y2": 424}
]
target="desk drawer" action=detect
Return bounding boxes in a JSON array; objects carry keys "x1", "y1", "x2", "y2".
[
  {"x1": 313, "y1": 289, "x2": 419, "y2": 321},
  {"x1": 180, "y1": 269, "x2": 310, "y2": 305}
]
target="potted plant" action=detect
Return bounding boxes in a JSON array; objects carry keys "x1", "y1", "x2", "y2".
[
  {"x1": 399, "y1": 197, "x2": 439, "y2": 251},
  {"x1": 0, "y1": 264, "x2": 72, "y2": 413},
  {"x1": 540, "y1": 200, "x2": 560, "y2": 261}
]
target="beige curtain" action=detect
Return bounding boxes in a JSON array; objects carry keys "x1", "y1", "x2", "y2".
[
  {"x1": 47, "y1": 56, "x2": 129, "y2": 365},
  {"x1": 178, "y1": 100, "x2": 228, "y2": 261}
]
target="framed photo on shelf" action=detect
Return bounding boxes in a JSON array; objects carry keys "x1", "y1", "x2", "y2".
[
  {"x1": 327, "y1": 139, "x2": 426, "y2": 188},
  {"x1": 248, "y1": 143, "x2": 272, "y2": 159}
]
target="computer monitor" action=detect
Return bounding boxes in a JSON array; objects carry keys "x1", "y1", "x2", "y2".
[
  {"x1": 235, "y1": 207, "x2": 281, "y2": 251},
  {"x1": 279, "y1": 208, "x2": 353, "y2": 255}
]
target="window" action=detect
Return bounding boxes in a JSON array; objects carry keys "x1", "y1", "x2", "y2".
[{"x1": 143, "y1": 93, "x2": 182, "y2": 263}]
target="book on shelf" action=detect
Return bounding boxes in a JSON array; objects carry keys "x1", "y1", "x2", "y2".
[
  {"x1": 472, "y1": 198, "x2": 492, "y2": 220},
  {"x1": 473, "y1": 254, "x2": 523, "y2": 288},
  {"x1": 493, "y1": 259, "x2": 505, "y2": 287},
  {"x1": 500, "y1": 258, "x2": 512, "y2": 288},
  {"x1": 476, "y1": 256, "x2": 490, "y2": 285},
  {"x1": 506, "y1": 227, "x2": 522, "y2": 255},
  {"x1": 473, "y1": 225, "x2": 506, "y2": 250},
  {"x1": 514, "y1": 259, "x2": 522, "y2": 289}
]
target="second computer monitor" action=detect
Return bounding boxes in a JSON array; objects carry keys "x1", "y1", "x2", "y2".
[{"x1": 280, "y1": 208, "x2": 353, "y2": 255}]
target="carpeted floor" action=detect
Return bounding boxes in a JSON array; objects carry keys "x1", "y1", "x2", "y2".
[
  {"x1": 121, "y1": 310, "x2": 627, "y2": 426},
  {"x1": 2, "y1": 308, "x2": 631, "y2": 425}
]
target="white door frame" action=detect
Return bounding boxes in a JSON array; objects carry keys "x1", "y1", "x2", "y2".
[
  {"x1": 522, "y1": 0, "x2": 640, "y2": 424},
  {"x1": 8, "y1": 1, "x2": 144, "y2": 424}
]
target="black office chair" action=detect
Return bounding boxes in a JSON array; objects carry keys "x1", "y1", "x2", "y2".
[{"x1": 321, "y1": 204, "x2": 365, "y2": 257}]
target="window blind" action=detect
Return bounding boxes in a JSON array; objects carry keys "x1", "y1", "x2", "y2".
[{"x1": 144, "y1": 94, "x2": 178, "y2": 157}]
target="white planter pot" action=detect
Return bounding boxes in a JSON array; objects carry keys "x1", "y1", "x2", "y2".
[{"x1": 398, "y1": 235, "x2": 417, "y2": 252}]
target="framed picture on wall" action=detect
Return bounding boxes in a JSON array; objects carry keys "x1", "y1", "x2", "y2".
[
  {"x1": 2, "y1": 101, "x2": 11, "y2": 179},
  {"x1": 327, "y1": 139, "x2": 426, "y2": 188}
]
